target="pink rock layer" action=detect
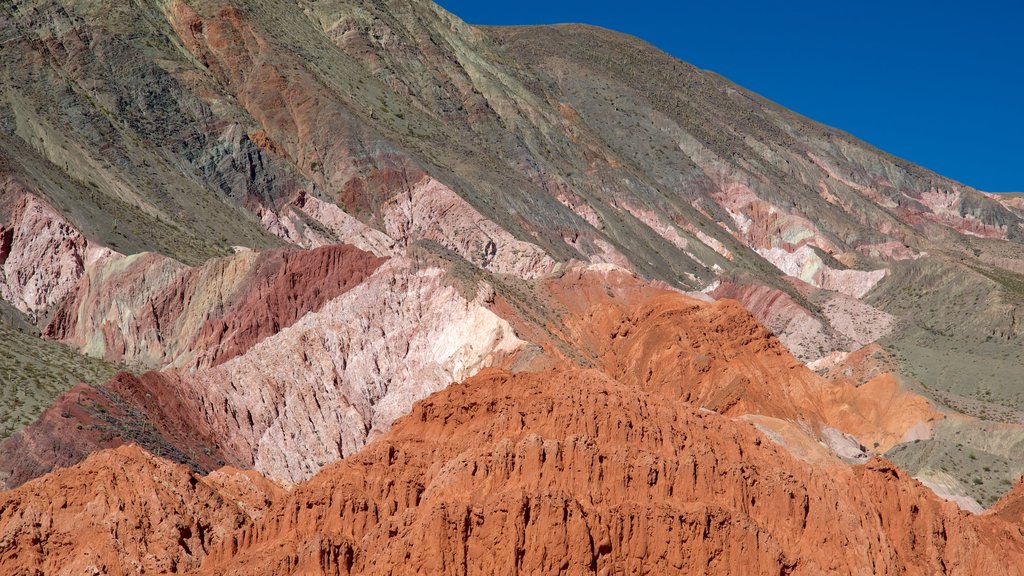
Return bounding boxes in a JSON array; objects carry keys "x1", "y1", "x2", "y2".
[{"x1": 0, "y1": 189, "x2": 90, "y2": 317}]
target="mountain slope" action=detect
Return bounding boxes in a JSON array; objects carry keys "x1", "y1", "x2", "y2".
[{"x1": 1, "y1": 0, "x2": 1024, "y2": 550}]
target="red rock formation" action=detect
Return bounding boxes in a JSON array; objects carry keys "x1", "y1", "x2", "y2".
[
  {"x1": 0, "y1": 445, "x2": 277, "y2": 574},
  {"x1": 7, "y1": 263, "x2": 941, "y2": 493},
  {"x1": 543, "y1": 268, "x2": 857, "y2": 428},
  {"x1": 991, "y1": 479, "x2": 1024, "y2": 525},
  {"x1": 0, "y1": 384, "x2": 122, "y2": 489},
  {"x1": 505, "y1": 266, "x2": 939, "y2": 465},
  {"x1": 0, "y1": 226, "x2": 12, "y2": 269},
  {"x1": 205, "y1": 368, "x2": 1019, "y2": 575},
  {"x1": 820, "y1": 373, "x2": 941, "y2": 452},
  {"x1": 0, "y1": 369, "x2": 238, "y2": 489},
  {"x1": 1, "y1": 261, "x2": 1022, "y2": 573},
  {"x1": 4, "y1": 368, "x2": 1020, "y2": 575}
]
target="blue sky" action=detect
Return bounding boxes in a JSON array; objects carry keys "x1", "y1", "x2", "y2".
[{"x1": 436, "y1": 1, "x2": 1023, "y2": 192}]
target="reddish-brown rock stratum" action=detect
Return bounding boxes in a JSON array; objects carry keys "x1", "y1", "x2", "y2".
[
  {"x1": 529, "y1": 267, "x2": 939, "y2": 461},
  {"x1": 3, "y1": 369, "x2": 1022, "y2": 575},
  {"x1": 0, "y1": 444, "x2": 278, "y2": 575},
  {"x1": 228, "y1": 368, "x2": 1019, "y2": 576},
  {"x1": 189, "y1": 244, "x2": 386, "y2": 366},
  {"x1": 46, "y1": 243, "x2": 384, "y2": 369},
  {"x1": 1, "y1": 262, "x2": 938, "y2": 490}
]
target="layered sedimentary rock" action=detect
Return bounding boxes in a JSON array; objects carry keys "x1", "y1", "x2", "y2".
[
  {"x1": 3, "y1": 0, "x2": 1022, "y2": 368},
  {"x1": 0, "y1": 260, "x2": 1020, "y2": 574},
  {"x1": 206, "y1": 369, "x2": 1022, "y2": 575},
  {"x1": 0, "y1": 263, "x2": 943, "y2": 493},
  {"x1": 4, "y1": 0, "x2": 1024, "y2": 428},
  {"x1": 710, "y1": 281, "x2": 847, "y2": 363},
  {"x1": 175, "y1": 257, "x2": 527, "y2": 482},
  {"x1": 2, "y1": 1, "x2": 1024, "y2": 572},
  {"x1": 1, "y1": 256, "x2": 526, "y2": 486},
  {"x1": 47, "y1": 243, "x2": 385, "y2": 370}
]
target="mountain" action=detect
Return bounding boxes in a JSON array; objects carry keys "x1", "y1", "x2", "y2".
[
  {"x1": 1, "y1": 0, "x2": 1024, "y2": 571},
  {"x1": 4, "y1": 280, "x2": 1024, "y2": 574}
]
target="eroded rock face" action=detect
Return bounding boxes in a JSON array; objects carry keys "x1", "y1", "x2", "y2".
[
  {"x1": 0, "y1": 383, "x2": 123, "y2": 489},
  {"x1": 192, "y1": 246, "x2": 386, "y2": 367},
  {"x1": 0, "y1": 191, "x2": 89, "y2": 317},
  {"x1": 485, "y1": 265, "x2": 938, "y2": 468},
  {"x1": 708, "y1": 280, "x2": 895, "y2": 364},
  {"x1": 2, "y1": 257, "x2": 526, "y2": 486},
  {"x1": 0, "y1": 261, "x2": 943, "y2": 504},
  {"x1": 258, "y1": 192, "x2": 399, "y2": 256},
  {"x1": 47, "y1": 244, "x2": 385, "y2": 370},
  {"x1": 0, "y1": 445, "x2": 275, "y2": 574},
  {"x1": 5, "y1": 369, "x2": 1019, "y2": 575},
  {"x1": 1, "y1": 265, "x2": 1022, "y2": 574},
  {"x1": 756, "y1": 245, "x2": 888, "y2": 299},
  {"x1": 261, "y1": 176, "x2": 560, "y2": 280},
  {"x1": 205, "y1": 369, "x2": 1021, "y2": 576},
  {"x1": 379, "y1": 176, "x2": 557, "y2": 278},
  {"x1": 711, "y1": 281, "x2": 847, "y2": 363},
  {"x1": 178, "y1": 258, "x2": 527, "y2": 482}
]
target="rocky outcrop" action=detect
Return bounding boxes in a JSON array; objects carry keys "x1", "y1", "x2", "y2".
[
  {"x1": 177, "y1": 257, "x2": 527, "y2": 482},
  {"x1": 710, "y1": 281, "x2": 847, "y2": 362},
  {"x1": 0, "y1": 260, "x2": 947, "y2": 504},
  {"x1": 0, "y1": 191, "x2": 91, "y2": 318},
  {"x1": 5, "y1": 368, "x2": 1020, "y2": 575},
  {"x1": 4, "y1": 257, "x2": 526, "y2": 486},
  {"x1": 0, "y1": 383, "x2": 122, "y2": 489},
  {"x1": 819, "y1": 373, "x2": 941, "y2": 453},
  {"x1": 190, "y1": 245, "x2": 386, "y2": 367},
  {"x1": 0, "y1": 445, "x2": 275, "y2": 574},
  {"x1": 757, "y1": 245, "x2": 888, "y2": 298},
  {"x1": 491, "y1": 265, "x2": 937, "y2": 466},
  {"x1": 378, "y1": 176, "x2": 557, "y2": 278},
  {"x1": 708, "y1": 279, "x2": 895, "y2": 364},
  {"x1": 258, "y1": 192, "x2": 399, "y2": 256},
  {"x1": 0, "y1": 263, "x2": 1021, "y2": 573},
  {"x1": 203, "y1": 369, "x2": 1021, "y2": 575},
  {"x1": 263, "y1": 176, "x2": 559, "y2": 279}
]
